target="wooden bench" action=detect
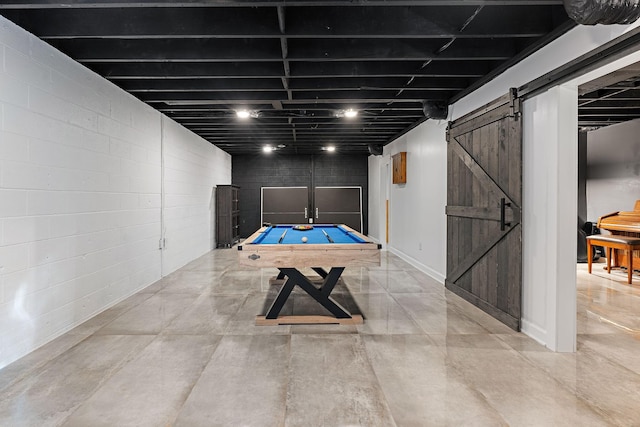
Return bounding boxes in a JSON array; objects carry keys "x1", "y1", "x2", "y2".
[{"x1": 586, "y1": 235, "x2": 640, "y2": 284}]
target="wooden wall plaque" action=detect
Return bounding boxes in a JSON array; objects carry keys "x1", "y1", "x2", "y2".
[{"x1": 392, "y1": 152, "x2": 407, "y2": 184}]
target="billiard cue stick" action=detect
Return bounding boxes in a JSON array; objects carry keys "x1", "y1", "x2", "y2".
[
  {"x1": 278, "y1": 229, "x2": 288, "y2": 244},
  {"x1": 321, "y1": 229, "x2": 334, "y2": 243}
]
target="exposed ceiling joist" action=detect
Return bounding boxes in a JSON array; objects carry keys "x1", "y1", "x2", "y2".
[{"x1": 0, "y1": 0, "x2": 579, "y2": 154}]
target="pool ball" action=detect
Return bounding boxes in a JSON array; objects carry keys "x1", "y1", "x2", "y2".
[{"x1": 301, "y1": 236, "x2": 308, "y2": 243}]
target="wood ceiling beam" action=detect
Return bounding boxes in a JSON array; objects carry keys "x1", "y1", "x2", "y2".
[
  {"x1": 4, "y1": 6, "x2": 554, "y2": 39},
  {"x1": 95, "y1": 61, "x2": 490, "y2": 79},
  {"x1": 117, "y1": 76, "x2": 469, "y2": 91},
  {"x1": 168, "y1": 111, "x2": 423, "y2": 119},
  {"x1": 0, "y1": 0, "x2": 568, "y2": 154},
  {"x1": 157, "y1": 103, "x2": 425, "y2": 111},
  {"x1": 138, "y1": 90, "x2": 450, "y2": 102},
  {"x1": 47, "y1": 38, "x2": 516, "y2": 62},
  {"x1": 60, "y1": 39, "x2": 517, "y2": 62},
  {"x1": 0, "y1": 1, "x2": 567, "y2": 9}
]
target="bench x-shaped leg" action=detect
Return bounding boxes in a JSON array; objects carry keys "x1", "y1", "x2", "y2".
[{"x1": 266, "y1": 267, "x2": 351, "y2": 319}]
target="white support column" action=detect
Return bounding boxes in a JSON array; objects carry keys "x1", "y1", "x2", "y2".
[{"x1": 522, "y1": 84, "x2": 578, "y2": 352}]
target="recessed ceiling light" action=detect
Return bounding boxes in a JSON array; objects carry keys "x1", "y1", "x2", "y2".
[
  {"x1": 236, "y1": 109, "x2": 260, "y2": 119},
  {"x1": 334, "y1": 109, "x2": 358, "y2": 118},
  {"x1": 326, "y1": 146, "x2": 336, "y2": 152},
  {"x1": 263, "y1": 145, "x2": 273, "y2": 153},
  {"x1": 344, "y1": 109, "x2": 358, "y2": 118}
]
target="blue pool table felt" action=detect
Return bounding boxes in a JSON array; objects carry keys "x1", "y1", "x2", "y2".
[{"x1": 251, "y1": 224, "x2": 366, "y2": 245}]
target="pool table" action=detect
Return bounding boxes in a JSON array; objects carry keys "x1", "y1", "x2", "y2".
[{"x1": 238, "y1": 224, "x2": 381, "y2": 325}]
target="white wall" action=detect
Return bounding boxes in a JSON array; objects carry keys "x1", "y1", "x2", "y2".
[
  {"x1": 451, "y1": 22, "x2": 639, "y2": 120},
  {"x1": 371, "y1": 21, "x2": 640, "y2": 351},
  {"x1": 0, "y1": 16, "x2": 230, "y2": 368},
  {"x1": 369, "y1": 120, "x2": 448, "y2": 282},
  {"x1": 161, "y1": 117, "x2": 231, "y2": 275},
  {"x1": 367, "y1": 155, "x2": 385, "y2": 244},
  {"x1": 586, "y1": 119, "x2": 640, "y2": 221},
  {"x1": 521, "y1": 85, "x2": 578, "y2": 351}
]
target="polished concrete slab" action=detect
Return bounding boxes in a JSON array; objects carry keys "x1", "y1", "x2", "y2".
[
  {"x1": 286, "y1": 334, "x2": 395, "y2": 427},
  {"x1": 64, "y1": 335, "x2": 220, "y2": 427},
  {"x1": 174, "y1": 335, "x2": 289, "y2": 427},
  {"x1": 0, "y1": 250, "x2": 639, "y2": 426}
]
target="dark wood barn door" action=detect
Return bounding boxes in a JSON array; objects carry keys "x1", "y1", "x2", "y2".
[{"x1": 445, "y1": 90, "x2": 523, "y2": 331}]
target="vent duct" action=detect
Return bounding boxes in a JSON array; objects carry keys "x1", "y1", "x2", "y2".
[
  {"x1": 422, "y1": 101, "x2": 449, "y2": 120},
  {"x1": 564, "y1": 0, "x2": 640, "y2": 25},
  {"x1": 368, "y1": 144, "x2": 383, "y2": 156}
]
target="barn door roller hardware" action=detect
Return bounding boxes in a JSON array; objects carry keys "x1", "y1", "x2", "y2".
[{"x1": 509, "y1": 88, "x2": 521, "y2": 120}]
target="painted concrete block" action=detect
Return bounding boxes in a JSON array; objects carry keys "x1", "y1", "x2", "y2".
[
  {"x1": 0, "y1": 243, "x2": 28, "y2": 274},
  {"x1": 0, "y1": 131, "x2": 29, "y2": 162},
  {"x1": 28, "y1": 87, "x2": 98, "y2": 132},
  {"x1": 0, "y1": 189, "x2": 27, "y2": 217},
  {"x1": 4, "y1": 46, "x2": 50, "y2": 88},
  {"x1": 50, "y1": 70, "x2": 110, "y2": 117},
  {"x1": 3, "y1": 216, "x2": 51, "y2": 245},
  {"x1": 0, "y1": 72, "x2": 28, "y2": 107}
]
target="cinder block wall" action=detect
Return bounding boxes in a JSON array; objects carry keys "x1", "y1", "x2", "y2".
[
  {"x1": 0, "y1": 16, "x2": 230, "y2": 368},
  {"x1": 161, "y1": 117, "x2": 231, "y2": 274}
]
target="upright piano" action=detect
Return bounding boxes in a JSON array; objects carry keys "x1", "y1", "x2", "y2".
[{"x1": 597, "y1": 200, "x2": 640, "y2": 269}]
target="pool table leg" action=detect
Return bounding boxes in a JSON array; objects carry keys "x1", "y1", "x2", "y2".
[
  {"x1": 265, "y1": 267, "x2": 351, "y2": 319},
  {"x1": 265, "y1": 277, "x2": 296, "y2": 319},
  {"x1": 311, "y1": 267, "x2": 328, "y2": 278},
  {"x1": 275, "y1": 268, "x2": 329, "y2": 282}
]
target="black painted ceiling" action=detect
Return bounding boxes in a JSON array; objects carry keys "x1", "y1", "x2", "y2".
[
  {"x1": 0, "y1": 1, "x2": 578, "y2": 155},
  {"x1": 579, "y1": 62, "x2": 640, "y2": 130}
]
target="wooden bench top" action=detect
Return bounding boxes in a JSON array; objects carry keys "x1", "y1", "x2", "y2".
[{"x1": 586, "y1": 235, "x2": 640, "y2": 246}]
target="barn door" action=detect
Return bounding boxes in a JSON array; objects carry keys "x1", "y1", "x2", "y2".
[{"x1": 445, "y1": 89, "x2": 522, "y2": 331}]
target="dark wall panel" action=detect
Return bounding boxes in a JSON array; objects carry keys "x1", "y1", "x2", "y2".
[
  {"x1": 232, "y1": 154, "x2": 369, "y2": 237},
  {"x1": 313, "y1": 155, "x2": 369, "y2": 234},
  {"x1": 578, "y1": 131, "x2": 587, "y2": 227}
]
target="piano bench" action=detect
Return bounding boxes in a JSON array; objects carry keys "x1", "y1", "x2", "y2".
[{"x1": 586, "y1": 235, "x2": 640, "y2": 284}]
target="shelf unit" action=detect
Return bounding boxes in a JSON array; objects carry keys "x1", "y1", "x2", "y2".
[{"x1": 216, "y1": 185, "x2": 240, "y2": 248}]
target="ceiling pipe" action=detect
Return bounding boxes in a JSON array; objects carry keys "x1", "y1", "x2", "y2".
[
  {"x1": 564, "y1": 0, "x2": 640, "y2": 25},
  {"x1": 422, "y1": 101, "x2": 449, "y2": 120}
]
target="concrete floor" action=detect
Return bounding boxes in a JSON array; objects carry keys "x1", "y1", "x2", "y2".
[{"x1": 1, "y1": 249, "x2": 639, "y2": 426}]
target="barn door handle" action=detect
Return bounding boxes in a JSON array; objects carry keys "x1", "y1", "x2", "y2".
[
  {"x1": 500, "y1": 198, "x2": 511, "y2": 231},
  {"x1": 304, "y1": 207, "x2": 308, "y2": 218}
]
